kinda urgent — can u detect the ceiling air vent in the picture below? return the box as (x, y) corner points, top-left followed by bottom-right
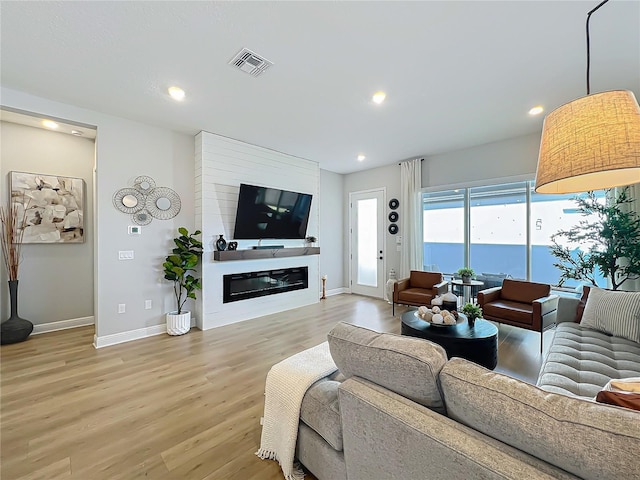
(228, 48), (273, 77)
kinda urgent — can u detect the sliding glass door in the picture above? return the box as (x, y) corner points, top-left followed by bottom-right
(422, 180), (605, 289)
(469, 182), (527, 280)
(422, 189), (464, 277)
(530, 188), (606, 287)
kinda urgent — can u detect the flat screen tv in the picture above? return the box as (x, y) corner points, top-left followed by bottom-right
(233, 183), (312, 239)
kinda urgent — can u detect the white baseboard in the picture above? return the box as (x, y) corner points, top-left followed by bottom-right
(93, 316), (199, 349)
(94, 324), (166, 349)
(32, 316), (94, 335)
(320, 287), (349, 298)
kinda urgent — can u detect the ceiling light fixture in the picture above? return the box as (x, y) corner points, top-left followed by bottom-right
(357, 154), (366, 161)
(168, 86), (186, 101)
(528, 106), (544, 116)
(535, 0), (640, 194)
(42, 120), (58, 129)
(372, 91), (386, 104)
(71, 130), (83, 136)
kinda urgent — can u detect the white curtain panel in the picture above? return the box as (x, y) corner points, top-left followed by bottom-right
(400, 159), (423, 278)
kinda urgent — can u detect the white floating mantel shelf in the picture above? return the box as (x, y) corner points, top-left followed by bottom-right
(213, 247), (320, 262)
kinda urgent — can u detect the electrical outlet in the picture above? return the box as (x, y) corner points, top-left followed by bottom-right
(118, 304), (126, 314)
(145, 300), (152, 310)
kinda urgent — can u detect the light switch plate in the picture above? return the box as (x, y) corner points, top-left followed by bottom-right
(118, 250), (134, 260)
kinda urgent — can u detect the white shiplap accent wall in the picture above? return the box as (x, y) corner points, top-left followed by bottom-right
(195, 132), (320, 330)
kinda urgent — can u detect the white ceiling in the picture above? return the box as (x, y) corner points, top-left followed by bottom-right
(1, 1), (639, 174)
(0, 109), (97, 139)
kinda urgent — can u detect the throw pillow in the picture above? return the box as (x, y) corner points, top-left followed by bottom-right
(595, 391), (640, 412)
(581, 287), (640, 343)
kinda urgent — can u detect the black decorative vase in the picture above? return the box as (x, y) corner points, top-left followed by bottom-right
(1, 280), (34, 345)
(468, 316), (476, 328)
(215, 234), (227, 251)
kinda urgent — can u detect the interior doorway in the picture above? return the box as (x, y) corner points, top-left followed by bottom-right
(349, 188), (385, 298)
(0, 108), (96, 336)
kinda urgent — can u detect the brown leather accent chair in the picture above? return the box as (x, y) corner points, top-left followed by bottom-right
(393, 271), (449, 315)
(477, 279), (559, 353)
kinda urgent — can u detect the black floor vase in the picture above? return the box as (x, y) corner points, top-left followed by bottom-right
(1, 280), (34, 345)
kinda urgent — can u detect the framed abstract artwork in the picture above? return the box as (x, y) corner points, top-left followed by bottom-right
(9, 171), (85, 243)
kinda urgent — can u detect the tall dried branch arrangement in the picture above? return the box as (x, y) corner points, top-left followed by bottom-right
(0, 203), (26, 281)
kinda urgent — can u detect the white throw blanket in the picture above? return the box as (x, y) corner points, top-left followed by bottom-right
(256, 342), (338, 480)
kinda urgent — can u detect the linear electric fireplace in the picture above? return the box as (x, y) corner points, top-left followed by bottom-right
(223, 267), (309, 303)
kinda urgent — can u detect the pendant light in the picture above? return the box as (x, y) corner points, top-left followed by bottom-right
(534, 0), (640, 194)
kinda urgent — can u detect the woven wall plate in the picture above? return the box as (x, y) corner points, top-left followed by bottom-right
(132, 210), (152, 225)
(133, 175), (156, 194)
(113, 188), (146, 214)
(145, 187), (181, 220)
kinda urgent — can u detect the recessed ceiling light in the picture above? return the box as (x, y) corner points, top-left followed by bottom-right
(372, 91), (386, 104)
(42, 120), (59, 129)
(357, 154), (366, 161)
(71, 130), (83, 136)
(528, 105), (544, 115)
(168, 86), (186, 101)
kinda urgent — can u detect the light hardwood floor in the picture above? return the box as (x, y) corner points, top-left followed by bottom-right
(1, 294), (554, 480)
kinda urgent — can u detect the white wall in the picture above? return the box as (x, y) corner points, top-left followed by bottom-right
(195, 132), (320, 329)
(342, 133), (542, 286)
(0, 121), (95, 326)
(1, 87), (195, 346)
(423, 132), (541, 188)
(319, 169), (344, 293)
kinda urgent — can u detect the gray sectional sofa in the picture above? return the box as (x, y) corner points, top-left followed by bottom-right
(295, 297), (640, 480)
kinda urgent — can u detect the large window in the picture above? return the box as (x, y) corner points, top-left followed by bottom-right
(470, 182), (527, 280)
(423, 190), (464, 276)
(422, 181), (605, 288)
(530, 187), (605, 287)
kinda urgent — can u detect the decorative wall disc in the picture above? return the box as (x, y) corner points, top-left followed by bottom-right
(132, 210), (152, 225)
(113, 188), (146, 214)
(388, 211), (399, 222)
(388, 223), (398, 234)
(145, 187), (181, 220)
(389, 198), (399, 210)
(133, 175), (156, 194)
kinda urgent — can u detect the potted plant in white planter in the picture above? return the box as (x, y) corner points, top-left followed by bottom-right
(163, 227), (203, 335)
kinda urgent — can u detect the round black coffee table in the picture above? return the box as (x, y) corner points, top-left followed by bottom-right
(401, 310), (498, 369)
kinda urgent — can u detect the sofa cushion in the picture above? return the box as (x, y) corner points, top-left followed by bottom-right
(482, 299), (533, 324)
(581, 287), (640, 343)
(409, 271), (441, 289)
(537, 322), (640, 398)
(397, 288), (434, 305)
(440, 358), (640, 480)
(300, 379), (343, 451)
(500, 279), (550, 304)
(327, 322), (447, 413)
